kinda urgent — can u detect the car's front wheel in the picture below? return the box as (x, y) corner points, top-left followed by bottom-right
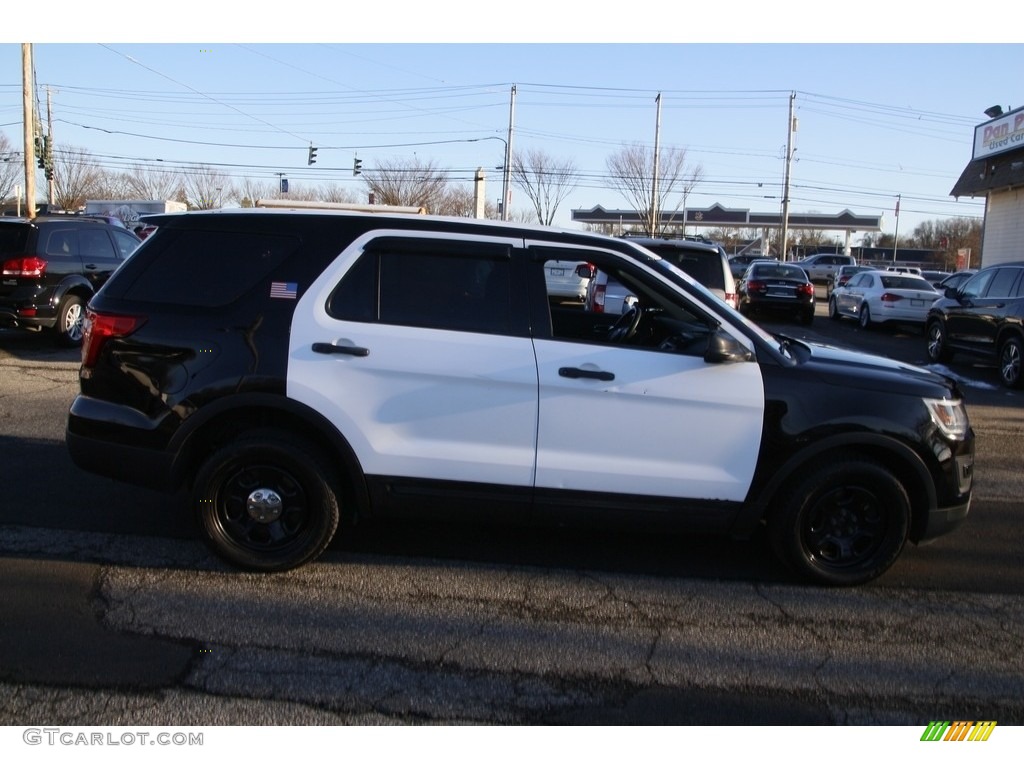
(194, 430), (341, 571)
(769, 456), (910, 586)
(926, 318), (953, 363)
(998, 335), (1024, 388)
(828, 296), (840, 321)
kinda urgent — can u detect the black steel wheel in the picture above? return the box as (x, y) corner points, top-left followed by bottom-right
(769, 456), (910, 586)
(194, 431), (340, 571)
(998, 335), (1023, 388)
(926, 318), (953, 363)
(55, 294), (85, 347)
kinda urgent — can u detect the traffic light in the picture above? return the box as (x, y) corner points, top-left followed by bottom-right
(307, 146), (317, 166)
(353, 157), (362, 176)
(37, 135), (46, 169)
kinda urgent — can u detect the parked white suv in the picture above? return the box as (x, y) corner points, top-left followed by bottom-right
(586, 237), (738, 313)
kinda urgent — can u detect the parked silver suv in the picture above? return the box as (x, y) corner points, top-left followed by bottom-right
(794, 253), (857, 284)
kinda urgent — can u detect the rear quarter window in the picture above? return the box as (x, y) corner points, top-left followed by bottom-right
(105, 228), (301, 307)
(0, 225), (31, 254)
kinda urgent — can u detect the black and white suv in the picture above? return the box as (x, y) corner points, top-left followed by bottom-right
(0, 216), (141, 345)
(66, 210), (975, 585)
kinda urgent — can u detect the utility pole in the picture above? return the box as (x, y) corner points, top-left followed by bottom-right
(501, 85), (516, 221)
(779, 91), (796, 261)
(893, 195), (901, 264)
(22, 43), (37, 218)
(650, 93), (662, 237)
(46, 87), (55, 206)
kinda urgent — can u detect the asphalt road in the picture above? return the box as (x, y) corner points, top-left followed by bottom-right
(1, 303), (1022, 727)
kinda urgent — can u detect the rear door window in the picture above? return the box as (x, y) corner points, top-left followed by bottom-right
(329, 239), (514, 336)
(985, 267), (1021, 298)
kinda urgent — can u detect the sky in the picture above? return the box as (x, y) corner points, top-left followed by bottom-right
(2, 4), (1021, 243)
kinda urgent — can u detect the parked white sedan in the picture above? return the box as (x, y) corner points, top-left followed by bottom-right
(828, 269), (942, 329)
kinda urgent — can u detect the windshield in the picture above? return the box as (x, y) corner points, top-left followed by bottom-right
(646, 255), (792, 357)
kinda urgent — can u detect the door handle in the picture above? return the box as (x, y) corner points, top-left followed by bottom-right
(559, 366), (614, 381)
(312, 342), (369, 357)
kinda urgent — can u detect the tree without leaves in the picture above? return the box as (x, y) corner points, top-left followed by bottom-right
(51, 145), (104, 211)
(510, 148), (580, 226)
(606, 142), (704, 236)
(0, 133), (24, 203)
(362, 157), (449, 213)
(181, 165), (232, 210)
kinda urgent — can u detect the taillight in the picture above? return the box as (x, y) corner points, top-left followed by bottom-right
(2, 256), (47, 278)
(797, 283), (815, 297)
(879, 293), (902, 303)
(724, 292), (738, 308)
(592, 283), (606, 313)
(81, 309), (145, 369)
(746, 280), (766, 293)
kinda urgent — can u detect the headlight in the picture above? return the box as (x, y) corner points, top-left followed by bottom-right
(924, 398), (970, 441)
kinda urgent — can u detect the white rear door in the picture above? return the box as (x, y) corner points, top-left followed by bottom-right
(287, 231), (539, 487)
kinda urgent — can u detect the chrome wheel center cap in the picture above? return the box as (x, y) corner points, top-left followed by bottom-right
(246, 488), (283, 523)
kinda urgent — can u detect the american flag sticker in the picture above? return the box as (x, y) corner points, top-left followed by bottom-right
(270, 281), (298, 300)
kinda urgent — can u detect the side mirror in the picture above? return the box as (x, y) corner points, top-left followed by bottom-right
(575, 264), (595, 279)
(704, 328), (754, 364)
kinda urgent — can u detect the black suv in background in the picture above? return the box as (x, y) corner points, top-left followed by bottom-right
(0, 216), (141, 345)
(67, 210), (974, 585)
(926, 261), (1024, 388)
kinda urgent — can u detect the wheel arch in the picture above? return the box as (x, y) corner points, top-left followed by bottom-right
(739, 433), (938, 543)
(168, 392), (371, 525)
(50, 275), (95, 307)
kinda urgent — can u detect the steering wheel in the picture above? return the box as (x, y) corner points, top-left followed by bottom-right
(607, 305), (643, 343)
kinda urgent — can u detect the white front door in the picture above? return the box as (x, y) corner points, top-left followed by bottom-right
(532, 339), (764, 501)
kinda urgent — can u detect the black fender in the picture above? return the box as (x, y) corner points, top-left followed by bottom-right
(166, 391), (371, 524)
(732, 432), (939, 541)
(50, 274), (95, 308)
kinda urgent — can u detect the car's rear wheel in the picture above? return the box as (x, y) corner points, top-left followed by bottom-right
(998, 335), (1023, 388)
(926, 318), (953, 363)
(194, 430), (340, 571)
(769, 456), (910, 586)
(800, 309), (814, 326)
(54, 294), (85, 347)
(858, 304), (872, 330)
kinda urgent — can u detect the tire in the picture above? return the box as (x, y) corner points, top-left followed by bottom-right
(858, 303), (872, 330)
(828, 296), (840, 321)
(54, 294), (85, 347)
(926, 318), (953, 363)
(768, 456), (910, 586)
(799, 309), (814, 326)
(998, 335), (1024, 388)
(194, 430), (341, 572)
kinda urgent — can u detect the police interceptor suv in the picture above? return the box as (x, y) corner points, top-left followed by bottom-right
(66, 210), (975, 586)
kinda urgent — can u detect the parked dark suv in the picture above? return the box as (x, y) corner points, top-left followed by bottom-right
(67, 210), (974, 585)
(0, 216), (141, 345)
(926, 261), (1024, 388)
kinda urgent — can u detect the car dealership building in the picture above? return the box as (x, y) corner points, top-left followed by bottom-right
(950, 105), (1024, 268)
